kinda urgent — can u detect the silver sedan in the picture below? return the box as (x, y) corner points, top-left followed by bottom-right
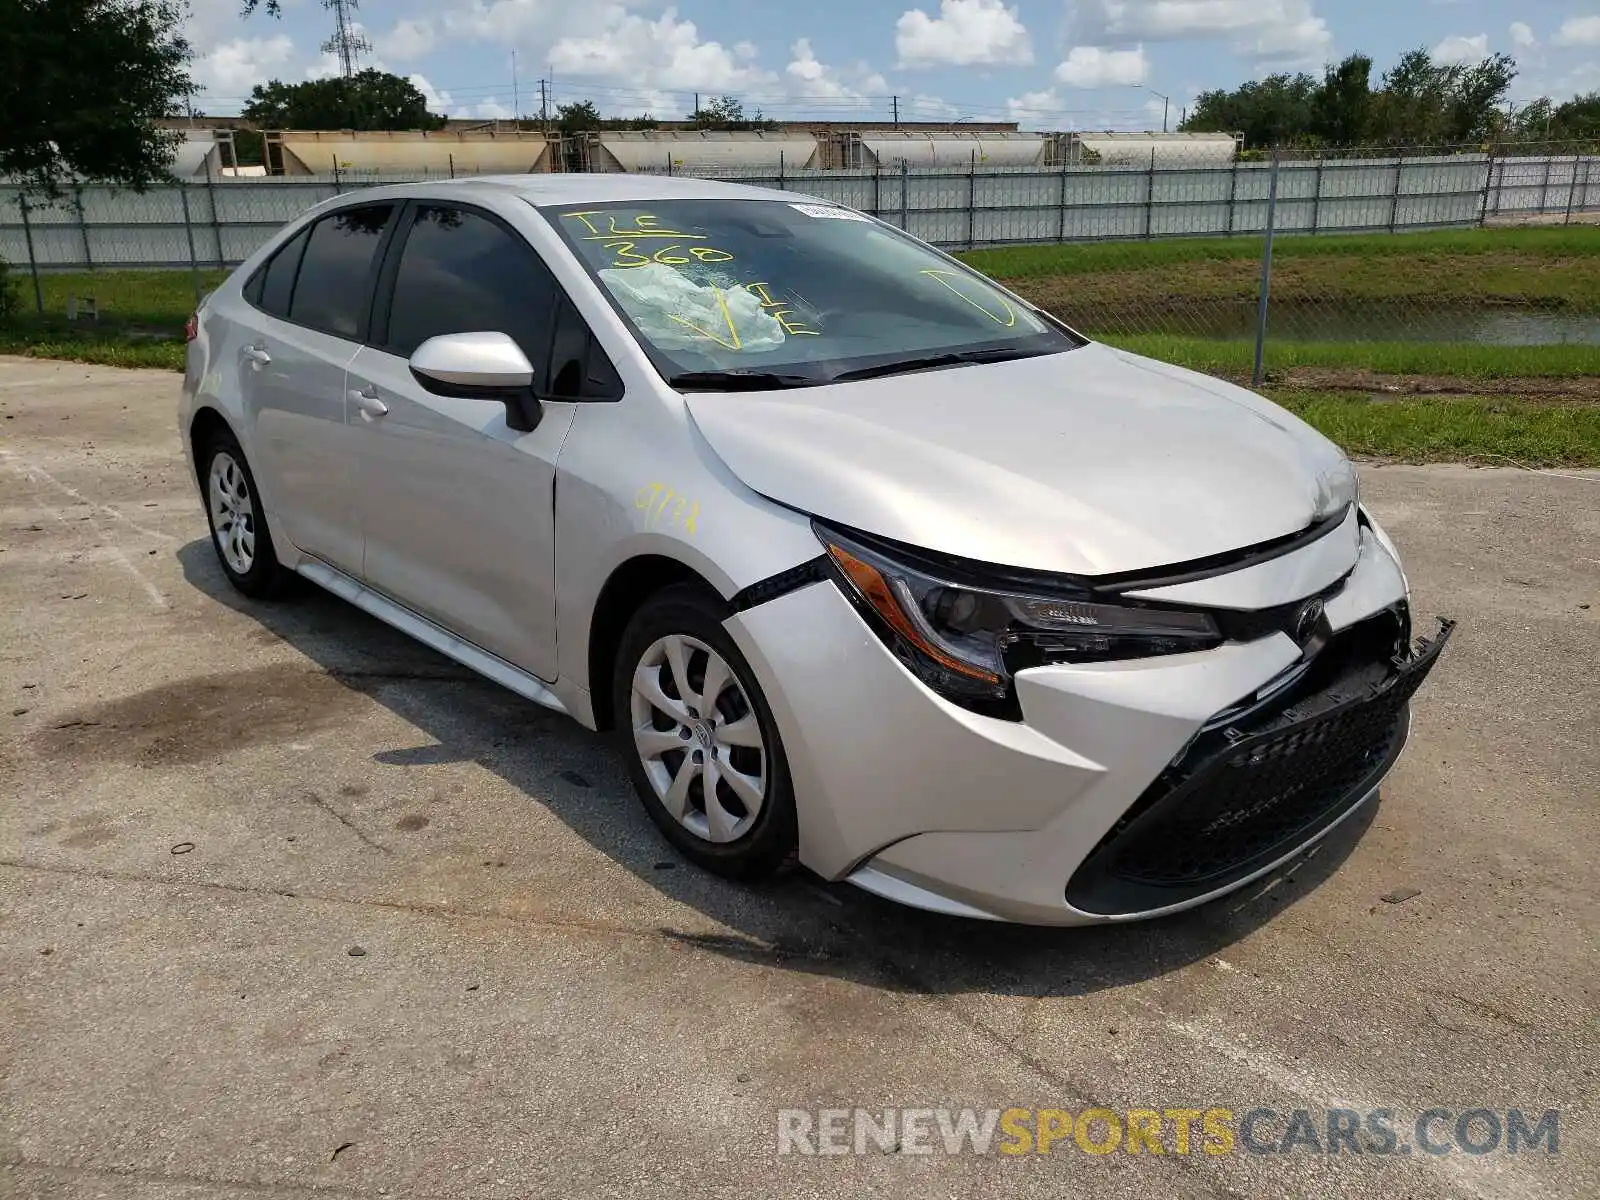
(180, 175), (1450, 924)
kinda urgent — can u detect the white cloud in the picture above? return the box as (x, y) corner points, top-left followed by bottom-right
(1509, 22), (1536, 50)
(1054, 45), (1147, 87)
(786, 38), (890, 104)
(1432, 33), (1488, 65)
(1075, 0), (1331, 65)
(192, 36), (296, 99)
(1007, 87), (1061, 128)
(895, 0), (1033, 68)
(1553, 16), (1600, 47)
(379, 18), (437, 62)
(549, 7), (774, 90)
(408, 73), (454, 112)
(907, 93), (960, 118)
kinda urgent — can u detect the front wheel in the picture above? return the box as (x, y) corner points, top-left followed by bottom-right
(613, 585), (798, 879)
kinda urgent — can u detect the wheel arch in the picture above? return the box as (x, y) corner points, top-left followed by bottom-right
(586, 554), (727, 731)
(188, 406), (237, 485)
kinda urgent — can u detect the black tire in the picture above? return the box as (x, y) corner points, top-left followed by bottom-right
(198, 428), (292, 599)
(613, 584), (798, 880)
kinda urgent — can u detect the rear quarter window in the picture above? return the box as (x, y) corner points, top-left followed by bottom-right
(286, 204), (395, 339)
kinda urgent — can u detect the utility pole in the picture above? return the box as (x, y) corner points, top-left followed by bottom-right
(512, 50), (519, 121)
(892, 94), (899, 128)
(1140, 84), (1171, 133)
(320, 0), (371, 79)
(539, 78), (549, 133)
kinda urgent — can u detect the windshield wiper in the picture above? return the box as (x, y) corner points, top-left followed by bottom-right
(828, 346), (1044, 383)
(666, 370), (822, 392)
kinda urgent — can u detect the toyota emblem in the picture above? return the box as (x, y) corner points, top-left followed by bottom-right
(1293, 597), (1326, 644)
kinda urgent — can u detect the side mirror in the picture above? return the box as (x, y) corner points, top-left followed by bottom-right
(409, 331), (542, 432)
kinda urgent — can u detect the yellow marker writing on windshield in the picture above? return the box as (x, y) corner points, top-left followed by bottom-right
(920, 269), (1017, 327)
(745, 281), (820, 337)
(667, 287), (743, 351)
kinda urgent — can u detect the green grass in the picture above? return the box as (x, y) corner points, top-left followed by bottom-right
(0, 324), (185, 370)
(1268, 390), (1600, 467)
(1104, 334), (1600, 379)
(966, 225), (1600, 316)
(7, 268), (226, 330)
(959, 226), (1600, 280)
(0, 268), (212, 371)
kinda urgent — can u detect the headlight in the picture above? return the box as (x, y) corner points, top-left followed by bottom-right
(814, 523), (1222, 715)
(1313, 458), (1359, 523)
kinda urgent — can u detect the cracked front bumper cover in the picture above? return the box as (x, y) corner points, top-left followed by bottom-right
(1064, 617), (1455, 915)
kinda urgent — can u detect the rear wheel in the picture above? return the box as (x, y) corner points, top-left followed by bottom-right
(613, 585), (797, 879)
(199, 431), (290, 598)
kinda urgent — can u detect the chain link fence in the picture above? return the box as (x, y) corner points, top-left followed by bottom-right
(2, 142), (1595, 382)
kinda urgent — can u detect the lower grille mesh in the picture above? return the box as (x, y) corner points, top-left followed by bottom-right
(1066, 618), (1452, 915)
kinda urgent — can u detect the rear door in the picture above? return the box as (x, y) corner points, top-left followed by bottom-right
(237, 203), (396, 574)
(345, 200), (578, 682)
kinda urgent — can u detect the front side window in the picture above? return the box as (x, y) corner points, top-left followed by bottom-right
(289, 204), (394, 339)
(540, 199), (1081, 387)
(384, 205), (559, 371)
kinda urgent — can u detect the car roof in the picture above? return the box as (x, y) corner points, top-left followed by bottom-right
(337, 173), (823, 209)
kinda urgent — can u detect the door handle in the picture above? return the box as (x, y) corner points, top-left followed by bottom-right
(243, 345), (271, 367)
(350, 387), (388, 419)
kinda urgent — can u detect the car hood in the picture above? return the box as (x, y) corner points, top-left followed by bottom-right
(683, 342), (1357, 576)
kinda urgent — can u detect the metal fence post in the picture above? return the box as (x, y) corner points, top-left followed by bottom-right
(1478, 145), (1496, 226)
(179, 185), (203, 308)
(17, 194), (44, 314)
(1225, 158), (1239, 235)
(1390, 158), (1405, 232)
(1251, 150), (1282, 389)
(871, 160), (881, 217)
(968, 150), (977, 248)
(777, 151), (785, 191)
(666, 151), (673, 177)
(1539, 157), (1553, 213)
(332, 155), (343, 194)
(203, 156), (221, 270)
(1311, 153), (1324, 233)
(1144, 148), (1156, 239)
(1565, 157), (1581, 224)
(73, 186), (92, 269)
(899, 160), (909, 231)
(449, 153), (456, 179)
(1057, 157), (1068, 242)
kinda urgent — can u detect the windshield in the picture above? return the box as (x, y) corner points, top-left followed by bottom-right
(538, 198), (1082, 388)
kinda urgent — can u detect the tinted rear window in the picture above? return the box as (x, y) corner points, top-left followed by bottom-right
(288, 205), (393, 339)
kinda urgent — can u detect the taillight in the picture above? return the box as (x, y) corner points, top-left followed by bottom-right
(184, 313), (199, 342)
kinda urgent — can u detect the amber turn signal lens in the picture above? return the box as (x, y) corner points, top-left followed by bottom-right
(826, 543), (1002, 685)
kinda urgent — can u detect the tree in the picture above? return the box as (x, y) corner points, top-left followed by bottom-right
(0, 0), (192, 192)
(687, 95), (776, 131)
(1550, 92), (1600, 140)
(554, 100), (660, 135)
(1182, 74), (1318, 149)
(1310, 54), (1373, 146)
(242, 70), (446, 131)
(1186, 47), (1520, 149)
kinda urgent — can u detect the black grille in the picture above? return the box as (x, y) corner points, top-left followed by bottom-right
(1066, 617), (1453, 915)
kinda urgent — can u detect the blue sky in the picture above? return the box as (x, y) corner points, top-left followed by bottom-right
(184, 1), (1600, 128)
